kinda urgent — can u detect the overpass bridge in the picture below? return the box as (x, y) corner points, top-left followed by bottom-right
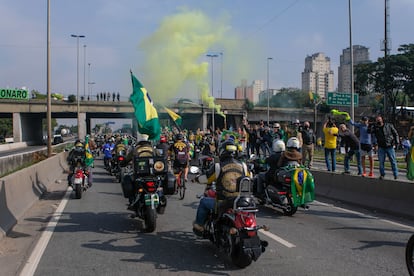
(0, 98), (326, 144)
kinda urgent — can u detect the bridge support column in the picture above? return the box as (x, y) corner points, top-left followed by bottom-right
(78, 112), (86, 140)
(12, 113), (22, 143)
(202, 110), (207, 132)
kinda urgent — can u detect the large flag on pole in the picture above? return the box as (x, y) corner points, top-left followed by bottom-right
(129, 71), (161, 140)
(84, 135), (94, 167)
(164, 107), (182, 126)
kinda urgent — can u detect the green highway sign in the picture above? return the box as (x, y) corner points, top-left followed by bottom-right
(327, 92), (358, 106)
(0, 88), (29, 100)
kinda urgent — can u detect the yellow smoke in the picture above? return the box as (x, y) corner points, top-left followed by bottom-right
(137, 8), (262, 116)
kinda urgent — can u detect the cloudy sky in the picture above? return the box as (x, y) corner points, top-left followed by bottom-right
(1, 0), (413, 104)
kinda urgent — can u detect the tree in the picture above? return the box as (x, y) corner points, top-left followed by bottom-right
(0, 118), (12, 138)
(355, 43), (414, 124)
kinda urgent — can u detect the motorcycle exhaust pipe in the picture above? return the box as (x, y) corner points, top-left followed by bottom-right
(301, 204), (310, 210)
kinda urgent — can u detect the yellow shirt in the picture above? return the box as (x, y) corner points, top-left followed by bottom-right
(323, 126), (338, 149)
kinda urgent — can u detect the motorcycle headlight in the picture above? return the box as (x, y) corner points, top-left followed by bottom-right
(154, 160), (165, 172)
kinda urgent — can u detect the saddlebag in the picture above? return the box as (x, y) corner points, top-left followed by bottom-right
(121, 175), (135, 198)
(162, 172), (176, 195)
(265, 185), (281, 203)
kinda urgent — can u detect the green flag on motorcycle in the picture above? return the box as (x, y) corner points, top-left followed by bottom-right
(290, 167), (315, 207)
(84, 135), (94, 167)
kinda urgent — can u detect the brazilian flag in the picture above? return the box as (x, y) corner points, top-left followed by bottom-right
(164, 106), (182, 131)
(84, 135), (94, 167)
(130, 71), (161, 140)
(407, 145), (414, 180)
(290, 166), (315, 207)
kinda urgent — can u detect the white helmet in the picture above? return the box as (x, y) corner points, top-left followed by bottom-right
(272, 139), (285, 153)
(287, 137), (300, 149)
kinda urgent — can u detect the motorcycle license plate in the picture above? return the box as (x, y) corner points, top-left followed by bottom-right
(74, 178), (82, 184)
(144, 194), (159, 206)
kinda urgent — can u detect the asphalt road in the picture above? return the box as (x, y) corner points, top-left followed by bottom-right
(1, 156), (413, 276)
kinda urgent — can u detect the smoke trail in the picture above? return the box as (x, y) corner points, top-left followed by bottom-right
(138, 8), (262, 116)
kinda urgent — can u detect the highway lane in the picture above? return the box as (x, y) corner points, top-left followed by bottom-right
(2, 156), (413, 275)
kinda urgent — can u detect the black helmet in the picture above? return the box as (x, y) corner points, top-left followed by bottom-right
(236, 196), (256, 208)
(219, 139), (237, 159)
(175, 133), (184, 140)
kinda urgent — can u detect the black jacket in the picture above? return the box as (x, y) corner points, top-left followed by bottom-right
(371, 123), (399, 148)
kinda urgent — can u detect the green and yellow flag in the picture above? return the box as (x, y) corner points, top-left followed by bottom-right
(130, 71), (161, 140)
(290, 166), (315, 207)
(84, 135), (94, 167)
(164, 107), (182, 126)
(407, 145), (414, 180)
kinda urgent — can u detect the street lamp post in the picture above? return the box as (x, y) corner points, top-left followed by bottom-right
(71, 34), (85, 136)
(46, 0), (52, 157)
(83, 44), (87, 98)
(206, 53), (218, 133)
(220, 52), (223, 98)
(267, 57), (273, 126)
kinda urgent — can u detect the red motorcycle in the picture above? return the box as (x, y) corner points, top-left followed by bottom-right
(71, 164), (90, 199)
(198, 177), (268, 268)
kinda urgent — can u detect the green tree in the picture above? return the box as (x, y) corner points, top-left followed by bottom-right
(355, 43), (414, 123)
(0, 118), (12, 138)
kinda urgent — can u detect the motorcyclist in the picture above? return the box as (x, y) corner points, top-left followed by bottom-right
(102, 137), (115, 170)
(254, 139), (286, 198)
(193, 139), (248, 235)
(277, 137), (302, 168)
(156, 135), (170, 160)
(66, 140), (86, 186)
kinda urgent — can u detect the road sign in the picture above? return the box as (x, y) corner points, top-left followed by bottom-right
(327, 92), (358, 106)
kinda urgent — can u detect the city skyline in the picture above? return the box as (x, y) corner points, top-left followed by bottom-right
(1, 0), (413, 104)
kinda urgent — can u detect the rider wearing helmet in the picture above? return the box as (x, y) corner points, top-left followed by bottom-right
(277, 137), (302, 167)
(193, 139), (248, 235)
(254, 139), (286, 198)
(66, 140), (86, 186)
(156, 135), (170, 160)
(170, 133), (190, 181)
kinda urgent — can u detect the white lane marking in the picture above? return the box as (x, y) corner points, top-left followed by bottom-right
(19, 188), (72, 276)
(259, 229), (296, 248)
(313, 200), (414, 231)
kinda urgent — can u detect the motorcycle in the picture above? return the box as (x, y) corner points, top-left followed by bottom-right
(112, 149), (127, 182)
(196, 177), (268, 268)
(406, 234), (414, 276)
(254, 163), (315, 216)
(70, 159), (90, 199)
(122, 156), (173, 233)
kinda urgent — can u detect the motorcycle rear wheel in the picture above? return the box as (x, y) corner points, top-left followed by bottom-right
(231, 243), (252, 268)
(75, 183), (82, 199)
(406, 234), (414, 276)
(283, 196), (297, 216)
(144, 208), (157, 233)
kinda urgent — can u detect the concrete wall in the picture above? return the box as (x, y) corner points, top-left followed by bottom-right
(312, 170), (414, 219)
(0, 152), (68, 240)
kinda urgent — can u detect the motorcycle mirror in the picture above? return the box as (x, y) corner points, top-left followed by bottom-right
(190, 166), (200, 174)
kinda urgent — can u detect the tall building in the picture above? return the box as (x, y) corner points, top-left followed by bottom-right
(301, 52), (334, 99)
(234, 79), (263, 103)
(338, 45), (371, 93)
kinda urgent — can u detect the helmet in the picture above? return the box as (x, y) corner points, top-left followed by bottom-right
(160, 136), (167, 143)
(219, 139), (237, 159)
(175, 133), (183, 140)
(236, 196), (256, 208)
(286, 137), (300, 150)
(292, 119), (300, 125)
(272, 139), (286, 153)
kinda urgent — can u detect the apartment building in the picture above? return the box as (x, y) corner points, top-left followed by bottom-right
(301, 52), (334, 99)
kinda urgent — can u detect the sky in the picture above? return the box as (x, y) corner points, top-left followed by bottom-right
(1, 0), (413, 107)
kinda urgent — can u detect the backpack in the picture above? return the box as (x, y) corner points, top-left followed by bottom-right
(216, 160), (245, 199)
(174, 141), (189, 165)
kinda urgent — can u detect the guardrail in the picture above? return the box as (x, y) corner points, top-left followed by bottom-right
(0, 152), (68, 240)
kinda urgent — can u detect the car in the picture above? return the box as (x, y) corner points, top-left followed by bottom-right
(53, 135), (64, 145)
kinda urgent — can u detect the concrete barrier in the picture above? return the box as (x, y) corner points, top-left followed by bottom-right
(0, 142), (28, 152)
(0, 152), (68, 240)
(312, 170), (414, 219)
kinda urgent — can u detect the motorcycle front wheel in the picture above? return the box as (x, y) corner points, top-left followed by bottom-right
(406, 234), (414, 276)
(144, 207), (157, 233)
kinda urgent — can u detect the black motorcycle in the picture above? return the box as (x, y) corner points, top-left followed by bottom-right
(406, 234), (414, 276)
(121, 155), (175, 232)
(112, 149), (127, 182)
(254, 164), (315, 216)
(196, 177), (268, 268)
